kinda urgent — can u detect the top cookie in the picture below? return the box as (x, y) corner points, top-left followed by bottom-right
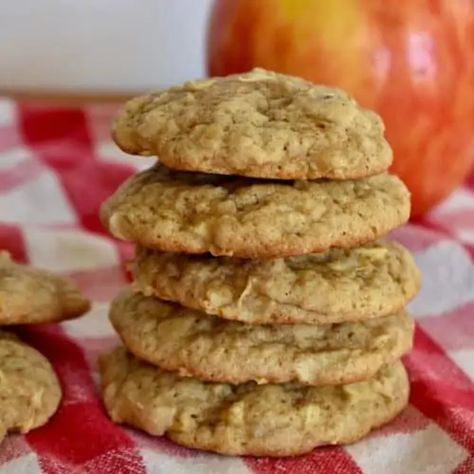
(0, 252), (90, 325)
(112, 68), (392, 180)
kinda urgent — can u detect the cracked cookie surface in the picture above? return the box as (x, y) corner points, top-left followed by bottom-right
(100, 348), (409, 457)
(112, 68), (392, 180)
(101, 165), (410, 258)
(132, 241), (420, 324)
(0, 331), (61, 443)
(110, 290), (414, 386)
(0, 252), (90, 325)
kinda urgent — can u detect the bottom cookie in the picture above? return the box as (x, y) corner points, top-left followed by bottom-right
(100, 347), (409, 457)
(0, 331), (61, 443)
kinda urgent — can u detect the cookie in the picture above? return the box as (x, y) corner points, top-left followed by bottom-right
(100, 348), (409, 457)
(0, 252), (90, 325)
(112, 68), (392, 180)
(101, 165), (410, 258)
(0, 331), (61, 443)
(110, 290), (414, 386)
(133, 241), (420, 324)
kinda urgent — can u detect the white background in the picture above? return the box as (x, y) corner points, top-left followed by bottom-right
(0, 0), (213, 93)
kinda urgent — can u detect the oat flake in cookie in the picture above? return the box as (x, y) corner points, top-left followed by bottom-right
(112, 68), (392, 180)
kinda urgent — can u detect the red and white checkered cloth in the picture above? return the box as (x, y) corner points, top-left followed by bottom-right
(0, 97), (472, 473)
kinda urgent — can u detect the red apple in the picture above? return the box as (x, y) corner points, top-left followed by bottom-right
(207, 0), (474, 216)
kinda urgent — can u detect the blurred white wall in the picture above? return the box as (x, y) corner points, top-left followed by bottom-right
(0, 0), (213, 93)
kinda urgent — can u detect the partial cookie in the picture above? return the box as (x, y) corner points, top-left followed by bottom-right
(100, 348), (409, 457)
(112, 68), (392, 180)
(0, 331), (61, 443)
(111, 290), (414, 386)
(0, 252), (90, 325)
(133, 241), (420, 324)
(101, 165), (410, 258)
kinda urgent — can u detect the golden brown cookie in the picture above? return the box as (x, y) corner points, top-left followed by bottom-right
(112, 68), (392, 180)
(100, 348), (409, 457)
(132, 241), (420, 324)
(101, 165), (410, 258)
(0, 331), (61, 443)
(110, 290), (414, 386)
(0, 252), (90, 325)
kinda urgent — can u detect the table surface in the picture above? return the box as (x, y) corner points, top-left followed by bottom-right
(0, 97), (472, 473)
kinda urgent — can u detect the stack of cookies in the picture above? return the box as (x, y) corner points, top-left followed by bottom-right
(99, 69), (421, 457)
(0, 252), (90, 444)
